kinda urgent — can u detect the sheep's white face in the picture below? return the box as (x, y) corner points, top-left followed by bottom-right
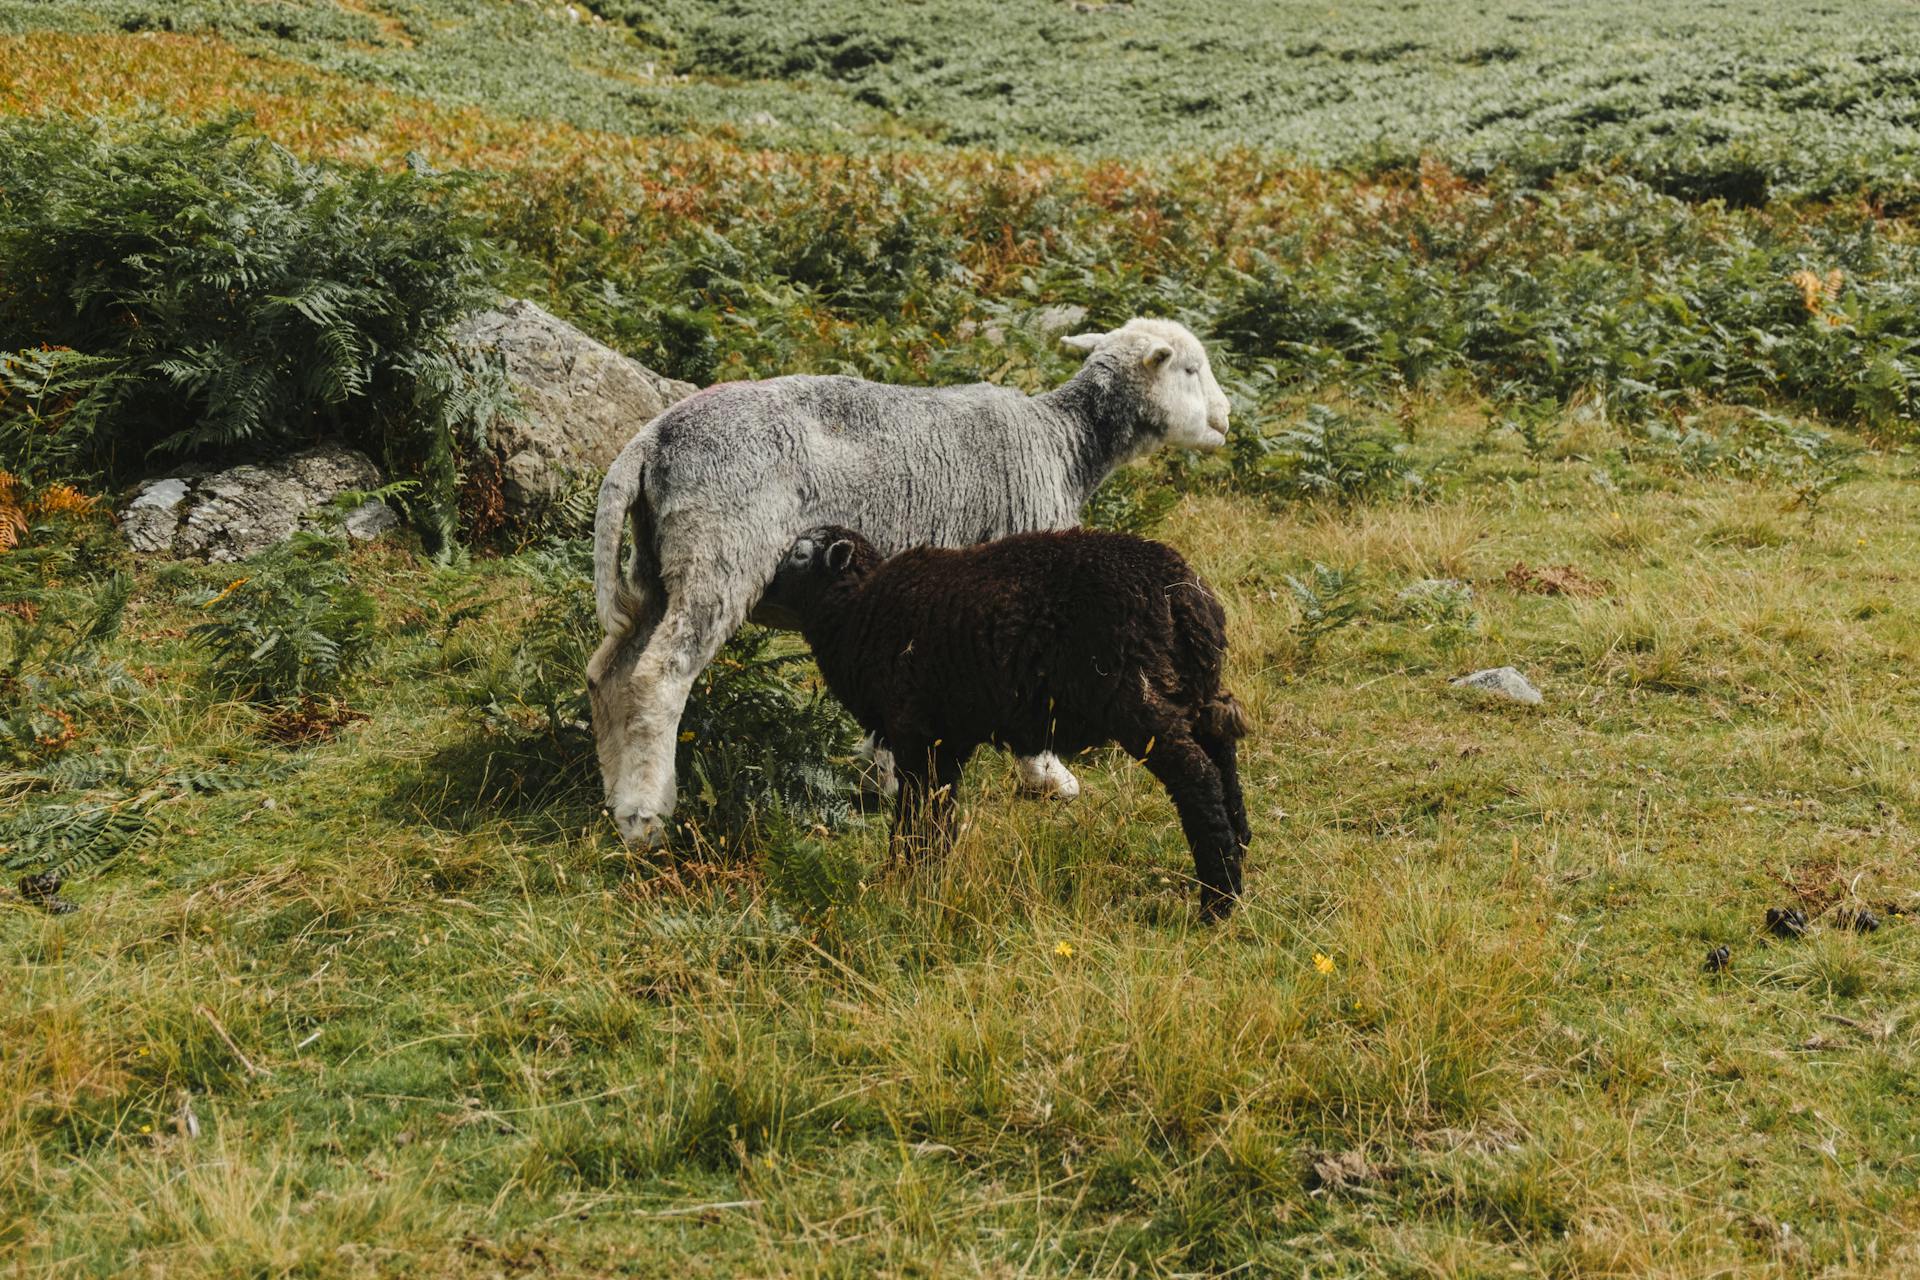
(1063, 318), (1231, 451)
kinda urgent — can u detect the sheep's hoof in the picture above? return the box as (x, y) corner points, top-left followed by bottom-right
(1198, 888), (1238, 923)
(611, 808), (669, 849)
(1016, 754), (1081, 801)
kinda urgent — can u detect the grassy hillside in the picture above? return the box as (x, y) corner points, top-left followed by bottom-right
(5, 2), (1920, 1276)
(5, 0), (1920, 201)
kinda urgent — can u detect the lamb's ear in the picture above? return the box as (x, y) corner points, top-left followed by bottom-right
(1060, 331), (1106, 356)
(1141, 341), (1175, 370)
(825, 540), (856, 573)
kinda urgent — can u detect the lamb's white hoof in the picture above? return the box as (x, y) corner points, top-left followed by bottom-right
(1016, 753), (1080, 801)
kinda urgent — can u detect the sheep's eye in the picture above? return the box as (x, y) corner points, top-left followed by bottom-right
(1186, 366), (1199, 376)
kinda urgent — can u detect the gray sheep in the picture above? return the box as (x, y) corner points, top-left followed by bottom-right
(588, 319), (1231, 846)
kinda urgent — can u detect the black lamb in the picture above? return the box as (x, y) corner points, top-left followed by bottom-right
(762, 525), (1252, 920)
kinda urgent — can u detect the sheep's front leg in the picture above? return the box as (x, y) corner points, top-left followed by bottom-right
(600, 591), (746, 847)
(1142, 735), (1242, 921)
(888, 741), (968, 865)
(1196, 731), (1251, 897)
(1015, 751), (1080, 801)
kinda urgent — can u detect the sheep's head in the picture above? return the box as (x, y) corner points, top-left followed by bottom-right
(763, 525), (880, 624)
(1061, 318), (1231, 451)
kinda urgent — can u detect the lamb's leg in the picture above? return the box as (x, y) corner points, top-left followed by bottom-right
(1015, 751), (1080, 800)
(1196, 732), (1251, 895)
(887, 744), (930, 867)
(1142, 735), (1242, 921)
(888, 740), (968, 864)
(602, 590), (744, 847)
(926, 743), (968, 853)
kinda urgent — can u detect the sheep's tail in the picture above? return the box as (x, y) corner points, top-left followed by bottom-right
(593, 436), (655, 639)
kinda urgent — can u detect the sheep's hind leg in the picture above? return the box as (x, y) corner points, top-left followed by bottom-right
(1142, 735), (1242, 921)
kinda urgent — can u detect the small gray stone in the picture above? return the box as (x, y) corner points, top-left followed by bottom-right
(1451, 666), (1542, 705)
(342, 499), (399, 541)
(954, 318), (1007, 346)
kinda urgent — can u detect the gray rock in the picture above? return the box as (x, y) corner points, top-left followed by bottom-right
(342, 498), (400, 541)
(1032, 303), (1090, 336)
(121, 478), (192, 553)
(954, 304), (1091, 350)
(455, 298), (695, 516)
(1451, 666), (1543, 706)
(120, 445), (390, 562)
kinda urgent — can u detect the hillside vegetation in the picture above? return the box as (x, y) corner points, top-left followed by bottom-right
(6, 0), (1920, 203)
(4, 2), (1920, 1276)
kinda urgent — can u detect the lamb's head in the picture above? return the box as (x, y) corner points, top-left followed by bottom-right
(762, 525), (881, 626)
(1061, 318), (1231, 451)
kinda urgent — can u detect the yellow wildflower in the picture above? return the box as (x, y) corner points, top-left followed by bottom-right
(1053, 940), (1074, 959)
(1313, 952), (1336, 975)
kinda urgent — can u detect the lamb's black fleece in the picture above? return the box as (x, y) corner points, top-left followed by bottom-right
(766, 526), (1252, 919)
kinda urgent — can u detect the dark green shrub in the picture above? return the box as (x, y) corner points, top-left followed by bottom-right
(184, 533), (377, 703)
(1083, 467), (1179, 535)
(455, 537), (860, 853)
(0, 568), (134, 767)
(1217, 177), (1920, 436)
(1236, 405), (1424, 505)
(0, 116), (508, 546)
(675, 626), (862, 853)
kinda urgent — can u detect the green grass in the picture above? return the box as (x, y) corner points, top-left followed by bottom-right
(6, 1), (1920, 1274)
(7, 407), (1920, 1274)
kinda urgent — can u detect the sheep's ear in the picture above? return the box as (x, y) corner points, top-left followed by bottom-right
(825, 540), (856, 573)
(1060, 331), (1106, 356)
(1141, 341), (1175, 370)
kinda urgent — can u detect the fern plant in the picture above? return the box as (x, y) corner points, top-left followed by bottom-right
(1253, 405), (1424, 505)
(184, 533), (376, 703)
(676, 626), (862, 853)
(0, 115), (509, 547)
(1083, 466), (1180, 535)
(0, 569), (135, 766)
(450, 536), (861, 854)
(1286, 563), (1367, 663)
